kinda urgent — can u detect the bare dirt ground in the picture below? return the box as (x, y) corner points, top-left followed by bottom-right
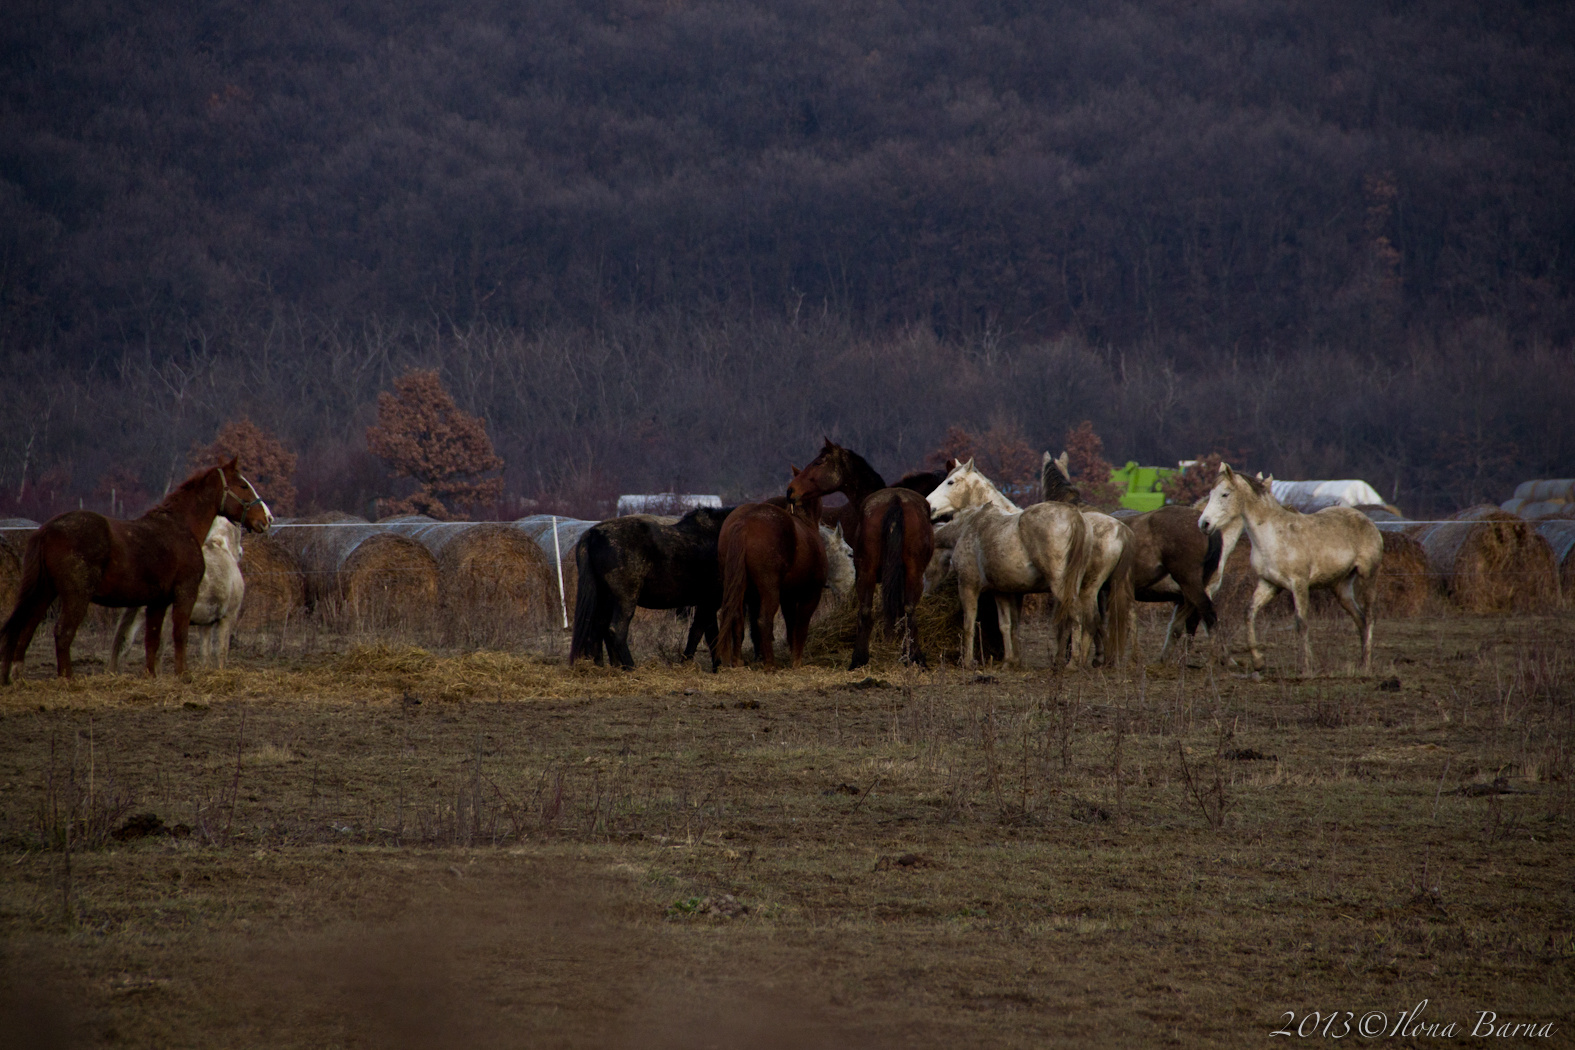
(1, 606), (1571, 1048)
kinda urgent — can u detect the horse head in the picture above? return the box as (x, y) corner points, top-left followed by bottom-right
(786, 445), (845, 511)
(1198, 462), (1251, 534)
(216, 458), (273, 534)
(927, 459), (1016, 520)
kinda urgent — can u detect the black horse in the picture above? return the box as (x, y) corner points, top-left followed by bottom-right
(569, 506), (735, 669)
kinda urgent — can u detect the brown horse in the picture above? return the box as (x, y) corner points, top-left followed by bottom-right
(714, 496), (827, 669)
(1, 459), (272, 682)
(786, 439), (935, 668)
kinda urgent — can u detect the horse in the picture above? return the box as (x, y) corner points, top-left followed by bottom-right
(786, 439), (935, 668)
(1037, 453), (1137, 667)
(1043, 452), (1245, 661)
(569, 505), (736, 670)
(1, 459), (272, 682)
(926, 459), (1091, 669)
(714, 498), (827, 669)
(110, 517), (246, 672)
(1198, 463), (1382, 675)
(820, 523), (856, 603)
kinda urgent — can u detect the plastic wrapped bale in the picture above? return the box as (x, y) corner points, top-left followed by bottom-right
(272, 514), (440, 629)
(1535, 519), (1575, 604)
(381, 516), (557, 643)
(1413, 505), (1559, 613)
(236, 534), (307, 628)
(0, 519), (38, 616)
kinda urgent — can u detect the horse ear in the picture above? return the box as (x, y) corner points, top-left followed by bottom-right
(790, 464), (801, 476)
(945, 458), (958, 472)
(961, 457), (975, 471)
(225, 456), (239, 470)
(822, 435), (835, 449)
(1041, 451), (1052, 466)
(1219, 462), (1234, 479)
(1056, 451), (1070, 475)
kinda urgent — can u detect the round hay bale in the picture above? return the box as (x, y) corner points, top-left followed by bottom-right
(381, 516), (557, 640)
(1374, 529), (1430, 618)
(0, 518), (38, 616)
(515, 515), (598, 626)
(1414, 505), (1558, 613)
(272, 515), (439, 627)
(1534, 519), (1575, 603)
(236, 534), (306, 628)
(1211, 541), (1259, 621)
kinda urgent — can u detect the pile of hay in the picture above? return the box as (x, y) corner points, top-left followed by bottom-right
(1534, 519), (1575, 604)
(272, 514), (440, 628)
(1413, 505), (1559, 613)
(236, 534), (306, 628)
(804, 572), (994, 667)
(382, 516), (558, 640)
(0, 518), (37, 614)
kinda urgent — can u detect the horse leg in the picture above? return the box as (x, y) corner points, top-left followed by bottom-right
(1289, 581), (1313, 676)
(1245, 579), (1281, 674)
(3, 595), (54, 684)
(109, 608), (141, 674)
(169, 602), (194, 678)
(755, 585), (780, 669)
(215, 613), (234, 670)
(994, 594), (1021, 668)
(849, 575), (877, 671)
(957, 579), (982, 669)
(53, 592), (92, 680)
(608, 598), (638, 670)
(1335, 570), (1377, 673)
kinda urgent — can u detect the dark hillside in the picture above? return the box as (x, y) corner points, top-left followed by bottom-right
(1, 0), (1571, 515)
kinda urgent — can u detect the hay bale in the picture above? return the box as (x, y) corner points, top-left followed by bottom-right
(0, 519), (37, 616)
(1535, 519), (1575, 603)
(382, 516), (557, 638)
(1413, 505), (1558, 613)
(237, 534), (306, 628)
(1512, 479), (1575, 503)
(1374, 530), (1430, 618)
(515, 515), (598, 625)
(272, 514), (439, 626)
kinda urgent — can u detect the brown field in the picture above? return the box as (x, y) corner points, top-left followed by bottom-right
(1, 605), (1572, 1049)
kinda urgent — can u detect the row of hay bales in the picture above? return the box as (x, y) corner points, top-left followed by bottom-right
(1501, 478), (1575, 520)
(251, 513), (573, 639)
(1213, 504), (1567, 618)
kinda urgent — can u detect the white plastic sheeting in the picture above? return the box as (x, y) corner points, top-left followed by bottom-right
(1269, 479), (1386, 511)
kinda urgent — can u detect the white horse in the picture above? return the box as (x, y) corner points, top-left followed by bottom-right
(926, 459), (1091, 669)
(1198, 463), (1382, 675)
(110, 517), (246, 672)
(819, 523), (856, 603)
(1038, 452), (1137, 666)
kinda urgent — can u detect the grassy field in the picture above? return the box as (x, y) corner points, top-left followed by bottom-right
(0, 606), (1571, 1048)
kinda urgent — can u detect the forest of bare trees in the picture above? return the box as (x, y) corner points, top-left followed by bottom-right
(2, 0), (1571, 520)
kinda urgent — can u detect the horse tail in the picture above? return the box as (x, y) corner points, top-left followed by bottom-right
(1056, 512), (1092, 640)
(715, 526), (749, 666)
(568, 536), (603, 665)
(880, 498), (908, 633)
(1103, 533), (1137, 667)
(1, 535), (48, 669)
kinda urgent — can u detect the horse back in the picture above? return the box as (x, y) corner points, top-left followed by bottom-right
(31, 511), (204, 607)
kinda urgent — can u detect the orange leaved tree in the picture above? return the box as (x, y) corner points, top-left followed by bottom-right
(1061, 421), (1124, 510)
(365, 369), (504, 520)
(191, 418), (299, 514)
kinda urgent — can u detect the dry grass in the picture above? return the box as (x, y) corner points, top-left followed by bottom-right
(1, 612), (1572, 1048)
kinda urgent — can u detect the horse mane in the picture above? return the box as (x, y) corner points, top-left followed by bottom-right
(816, 441), (886, 493)
(146, 463), (221, 517)
(1040, 455), (1084, 505)
(1241, 472), (1269, 498)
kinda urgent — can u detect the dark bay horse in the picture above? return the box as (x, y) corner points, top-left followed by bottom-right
(787, 439), (934, 668)
(1, 459), (272, 682)
(569, 505), (736, 670)
(1041, 451), (1226, 659)
(714, 497), (827, 669)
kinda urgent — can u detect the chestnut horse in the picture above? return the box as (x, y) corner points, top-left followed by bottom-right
(714, 497), (827, 669)
(1, 459), (272, 682)
(786, 440), (935, 669)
